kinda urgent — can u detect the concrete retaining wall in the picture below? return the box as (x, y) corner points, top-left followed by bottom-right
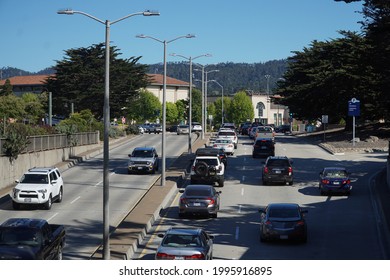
(0, 143), (100, 192)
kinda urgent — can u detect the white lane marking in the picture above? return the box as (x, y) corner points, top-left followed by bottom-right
(238, 204), (242, 213)
(95, 172), (116, 187)
(47, 213), (59, 222)
(70, 196), (81, 204)
(241, 188), (244, 196)
(235, 226), (240, 240)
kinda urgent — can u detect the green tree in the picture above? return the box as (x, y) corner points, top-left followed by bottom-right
(127, 89), (161, 123)
(0, 95), (26, 120)
(0, 79), (13, 96)
(166, 102), (179, 124)
(191, 88), (202, 122)
(228, 91), (254, 125)
(21, 93), (45, 124)
(45, 43), (149, 120)
(175, 99), (188, 123)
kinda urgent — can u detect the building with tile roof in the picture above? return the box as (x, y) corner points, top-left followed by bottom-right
(0, 73), (190, 104)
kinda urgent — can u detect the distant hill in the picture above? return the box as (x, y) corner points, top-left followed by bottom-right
(1, 59), (287, 95)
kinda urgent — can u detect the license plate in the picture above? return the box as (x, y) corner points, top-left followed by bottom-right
(333, 181), (340, 185)
(280, 235), (288, 240)
(274, 170), (281, 174)
(261, 146), (267, 149)
(174, 256), (184, 260)
(138, 167), (143, 170)
(193, 202), (201, 206)
(24, 198), (32, 203)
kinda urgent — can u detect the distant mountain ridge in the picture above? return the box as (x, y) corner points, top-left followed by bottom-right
(1, 59), (287, 95)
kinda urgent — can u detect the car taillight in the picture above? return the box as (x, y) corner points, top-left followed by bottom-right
(228, 144), (233, 148)
(191, 166), (195, 171)
(213, 144), (218, 148)
(342, 179), (351, 185)
(264, 167), (269, 174)
(265, 221), (272, 225)
(207, 198), (215, 205)
(185, 253), (205, 260)
(288, 167), (293, 173)
(296, 221), (305, 226)
(180, 198), (187, 204)
(322, 179), (330, 184)
(156, 252), (175, 259)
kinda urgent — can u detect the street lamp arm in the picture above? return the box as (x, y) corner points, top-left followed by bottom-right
(111, 10), (159, 25)
(167, 34), (195, 44)
(57, 9), (105, 24)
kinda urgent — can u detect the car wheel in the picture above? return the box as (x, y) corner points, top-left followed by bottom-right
(288, 181), (294, 186)
(57, 187), (63, 203)
(211, 212), (218, 218)
(218, 179), (224, 187)
(44, 194), (53, 210)
(12, 201), (20, 210)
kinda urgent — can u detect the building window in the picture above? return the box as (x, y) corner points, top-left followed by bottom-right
(256, 102), (265, 117)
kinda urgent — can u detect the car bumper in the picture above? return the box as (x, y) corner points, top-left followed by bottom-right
(128, 165), (154, 173)
(179, 205), (218, 215)
(320, 184), (352, 194)
(263, 174), (293, 183)
(261, 227), (306, 241)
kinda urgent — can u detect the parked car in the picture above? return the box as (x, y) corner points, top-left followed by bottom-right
(259, 203), (308, 243)
(0, 218), (66, 259)
(178, 184), (221, 218)
(128, 147), (159, 174)
(191, 122), (202, 132)
(166, 125), (178, 133)
(148, 123), (162, 134)
(262, 156), (293, 185)
(275, 124), (291, 133)
(212, 138), (235, 155)
(155, 227), (214, 260)
(190, 155), (225, 187)
(11, 167), (64, 210)
(195, 147), (228, 168)
(319, 167), (352, 195)
(217, 129), (238, 149)
(253, 138), (275, 158)
(177, 124), (190, 135)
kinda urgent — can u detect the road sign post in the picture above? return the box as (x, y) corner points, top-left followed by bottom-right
(348, 98), (361, 147)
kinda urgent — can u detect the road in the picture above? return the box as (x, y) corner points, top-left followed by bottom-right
(0, 132), (191, 260)
(133, 133), (389, 260)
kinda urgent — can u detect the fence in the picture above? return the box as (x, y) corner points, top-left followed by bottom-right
(0, 132), (99, 156)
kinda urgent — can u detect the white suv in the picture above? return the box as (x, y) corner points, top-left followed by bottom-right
(217, 129), (238, 149)
(11, 167), (64, 210)
(190, 156), (225, 187)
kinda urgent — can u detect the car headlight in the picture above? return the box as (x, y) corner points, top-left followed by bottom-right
(12, 188), (20, 198)
(38, 189), (47, 199)
(128, 161), (135, 165)
(147, 161), (153, 166)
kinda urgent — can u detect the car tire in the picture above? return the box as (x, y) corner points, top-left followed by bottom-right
(44, 194), (52, 210)
(194, 161), (208, 176)
(211, 212), (218, 218)
(12, 201), (21, 210)
(57, 187), (63, 203)
(288, 181), (294, 186)
(218, 179), (224, 187)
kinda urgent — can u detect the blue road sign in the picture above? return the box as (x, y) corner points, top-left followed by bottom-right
(348, 98), (360, 117)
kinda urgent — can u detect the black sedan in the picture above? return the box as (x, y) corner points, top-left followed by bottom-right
(259, 203), (308, 243)
(178, 184), (221, 218)
(319, 167), (352, 195)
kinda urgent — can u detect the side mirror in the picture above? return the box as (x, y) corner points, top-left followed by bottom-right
(179, 189), (185, 193)
(128, 154), (132, 157)
(155, 154), (159, 157)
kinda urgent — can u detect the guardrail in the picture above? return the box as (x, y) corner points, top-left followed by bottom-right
(0, 132), (99, 156)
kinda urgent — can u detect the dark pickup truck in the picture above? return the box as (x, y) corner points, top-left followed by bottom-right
(0, 218), (66, 260)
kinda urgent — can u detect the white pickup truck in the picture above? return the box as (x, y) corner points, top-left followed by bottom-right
(255, 126), (275, 142)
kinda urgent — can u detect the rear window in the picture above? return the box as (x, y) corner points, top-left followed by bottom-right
(267, 159), (290, 167)
(268, 208), (300, 219)
(218, 131), (235, 136)
(255, 140), (273, 146)
(185, 189), (211, 196)
(196, 159), (218, 166)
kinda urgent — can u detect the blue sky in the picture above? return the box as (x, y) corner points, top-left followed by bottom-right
(0, 0), (364, 73)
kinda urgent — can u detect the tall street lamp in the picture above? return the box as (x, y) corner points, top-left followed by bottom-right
(57, 8), (159, 260)
(170, 53), (211, 153)
(209, 80), (224, 124)
(265, 74), (271, 124)
(204, 69), (219, 132)
(136, 34), (195, 186)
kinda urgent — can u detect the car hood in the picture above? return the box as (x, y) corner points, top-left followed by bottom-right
(0, 245), (38, 260)
(13, 183), (48, 191)
(129, 157), (154, 162)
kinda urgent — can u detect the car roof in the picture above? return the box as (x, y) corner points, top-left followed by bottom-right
(267, 203), (300, 210)
(323, 167), (347, 171)
(26, 167), (57, 174)
(1, 218), (47, 228)
(133, 146), (155, 151)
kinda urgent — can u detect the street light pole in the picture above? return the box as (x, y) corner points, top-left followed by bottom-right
(265, 74), (271, 124)
(57, 8), (159, 260)
(136, 34), (195, 186)
(204, 69), (219, 131)
(209, 80), (224, 124)
(170, 53), (211, 154)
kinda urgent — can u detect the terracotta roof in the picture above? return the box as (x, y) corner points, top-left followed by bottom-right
(147, 74), (189, 87)
(1, 74), (189, 87)
(0, 75), (52, 86)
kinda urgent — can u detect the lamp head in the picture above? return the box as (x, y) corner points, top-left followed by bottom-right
(57, 9), (74, 15)
(143, 10), (160, 16)
(136, 34), (147, 38)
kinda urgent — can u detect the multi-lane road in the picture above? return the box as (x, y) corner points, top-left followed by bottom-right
(0, 133), (190, 260)
(133, 133), (389, 260)
(0, 132), (388, 260)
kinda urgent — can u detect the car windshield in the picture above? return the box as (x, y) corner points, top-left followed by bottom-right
(132, 150), (153, 157)
(185, 189), (211, 196)
(20, 174), (48, 184)
(268, 208), (300, 219)
(324, 170), (347, 177)
(163, 234), (201, 247)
